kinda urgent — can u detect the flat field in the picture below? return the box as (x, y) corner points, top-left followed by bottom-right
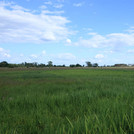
(0, 68), (134, 134)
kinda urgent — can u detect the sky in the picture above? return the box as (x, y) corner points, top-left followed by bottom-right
(0, 0), (134, 66)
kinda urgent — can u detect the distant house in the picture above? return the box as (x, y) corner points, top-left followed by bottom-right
(128, 64), (134, 67)
(114, 64), (127, 67)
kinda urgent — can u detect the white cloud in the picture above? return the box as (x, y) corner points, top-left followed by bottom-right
(10, 51), (75, 64)
(40, 5), (47, 9)
(41, 10), (64, 14)
(126, 27), (134, 33)
(42, 50), (46, 55)
(30, 54), (38, 59)
(73, 34), (106, 48)
(0, 47), (4, 52)
(71, 32), (134, 50)
(53, 4), (63, 8)
(0, 1), (70, 43)
(3, 53), (11, 58)
(88, 32), (97, 36)
(44, 1), (52, 5)
(0, 47), (11, 58)
(57, 53), (76, 60)
(44, 1), (64, 9)
(9, 50), (48, 63)
(106, 33), (134, 46)
(29, 50), (47, 60)
(95, 54), (104, 59)
(73, 3), (84, 7)
(10, 4), (30, 11)
(20, 54), (24, 57)
(66, 39), (71, 44)
(57, 0), (64, 2)
(104, 50), (113, 54)
(127, 49), (134, 53)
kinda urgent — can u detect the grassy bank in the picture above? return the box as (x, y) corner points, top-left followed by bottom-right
(0, 68), (134, 134)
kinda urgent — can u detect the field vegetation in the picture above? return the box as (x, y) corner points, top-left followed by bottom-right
(0, 68), (134, 134)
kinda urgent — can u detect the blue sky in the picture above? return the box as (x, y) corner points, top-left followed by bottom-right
(0, 0), (134, 65)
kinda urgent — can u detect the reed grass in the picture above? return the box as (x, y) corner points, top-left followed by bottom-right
(0, 68), (134, 133)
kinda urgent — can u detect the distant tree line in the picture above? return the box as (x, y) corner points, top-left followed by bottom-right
(85, 61), (98, 67)
(0, 61), (66, 68)
(70, 64), (84, 67)
(0, 61), (133, 68)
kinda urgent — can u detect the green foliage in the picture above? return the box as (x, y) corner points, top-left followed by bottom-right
(76, 63), (82, 67)
(47, 61), (53, 67)
(86, 61), (92, 67)
(70, 64), (76, 67)
(0, 68), (134, 133)
(86, 61), (99, 67)
(0, 61), (9, 67)
(92, 63), (98, 67)
(70, 64), (82, 67)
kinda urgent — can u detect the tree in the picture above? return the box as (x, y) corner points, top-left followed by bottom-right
(70, 64), (75, 67)
(92, 63), (98, 67)
(76, 64), (82, 67)
(62, 64), (65, 67)
(0, 61), (9, 67)
(114, 64), (127, 67)
(38, 63), (46, 67)
(86, 61), (92, 67)
(48, 61), (53, 67)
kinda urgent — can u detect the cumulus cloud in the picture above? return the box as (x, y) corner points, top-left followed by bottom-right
(106, 33), (134, 46)
(104, 50), (113, 54)
(0, 1), (70, 43)
(30, 54), (38, 59)
(44, 1), (52, 5)
(127, 49), (134, 53)
(40, 5), (47, 9)
(42, 50), (46, 55)
(53, 4), (63, 9)
(66, 39), (71, 44)
(11, 51), (75, 64)
(73, 34), (106, 48)
(9, 50), (48, 63)
(41, 10), (64, 14)
(0, 47), (11, 58)
(95, 54), (104, 59)
(71, 32), (134, 50)
(73, 3), (84, 7)
(88, 32), (97, 36)
(126, 27), (134, 33)
(57, 53), (76, 60)
(29, 50), (47, 60)
(0, 47), (4, 52)
(57, 0), (64, 2)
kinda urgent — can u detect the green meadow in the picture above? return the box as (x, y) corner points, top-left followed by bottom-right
(0, 68), (134, 134)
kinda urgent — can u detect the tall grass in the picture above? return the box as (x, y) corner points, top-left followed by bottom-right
(0, 68), (134, 133)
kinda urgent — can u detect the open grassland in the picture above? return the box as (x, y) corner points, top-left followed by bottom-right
(0, 68), (134, 134)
